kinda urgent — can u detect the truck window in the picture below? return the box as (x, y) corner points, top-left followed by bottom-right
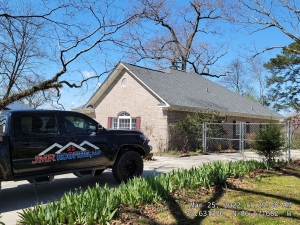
(62, 114), (97, 133)
(0, 115), (6, 134)
(18, 115), (58, 134)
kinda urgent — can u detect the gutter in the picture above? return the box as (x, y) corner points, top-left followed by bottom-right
(161, 105), (284, 121)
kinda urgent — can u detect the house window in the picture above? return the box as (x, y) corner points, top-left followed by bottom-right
(122, 78), (128, 87)
(111, 112), (138, 130)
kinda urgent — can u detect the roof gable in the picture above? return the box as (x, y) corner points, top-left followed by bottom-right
(84, 62), (168, 108)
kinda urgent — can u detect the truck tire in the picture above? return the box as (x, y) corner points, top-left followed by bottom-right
(113, 151), (143, 183)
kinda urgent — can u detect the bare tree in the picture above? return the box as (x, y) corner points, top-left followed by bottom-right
(18, 76), (58, 109)
(247, 56), (269, 106)
(121, 0), (231, 77)
(224, 0), (300, 110)
(21, 91), (55, 109)
(0, 1), (53, 108)
(225, 0), (300, 55)
(0, 0), (142, 110)
(219, 58), (252, 96)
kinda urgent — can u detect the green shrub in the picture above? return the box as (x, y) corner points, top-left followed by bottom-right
(252, 123), (285, 162)
(168, 112), (225, 152)
(291, 131), (300, 149)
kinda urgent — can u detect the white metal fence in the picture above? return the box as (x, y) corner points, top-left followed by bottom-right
(168, 122), (300, 160)
(203, 122), (290, 159)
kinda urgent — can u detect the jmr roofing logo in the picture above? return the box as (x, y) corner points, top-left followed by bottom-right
(32, 141), (101, 164)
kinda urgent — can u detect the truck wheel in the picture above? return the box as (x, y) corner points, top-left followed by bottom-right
(113, 151), (143, 183)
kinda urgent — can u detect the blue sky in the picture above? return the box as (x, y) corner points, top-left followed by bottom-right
(43, 1), (294, 111)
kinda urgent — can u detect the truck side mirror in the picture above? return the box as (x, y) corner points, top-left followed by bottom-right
(97, 124), (103, 132)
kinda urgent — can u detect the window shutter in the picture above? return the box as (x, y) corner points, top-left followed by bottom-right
(136, 117), (141, 130)
(107, 117), (112, 128)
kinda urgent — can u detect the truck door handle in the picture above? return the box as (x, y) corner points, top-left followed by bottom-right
(20, 140), (33, 145)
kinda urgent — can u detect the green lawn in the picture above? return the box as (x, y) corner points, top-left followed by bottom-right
(112, 161), (300, 225)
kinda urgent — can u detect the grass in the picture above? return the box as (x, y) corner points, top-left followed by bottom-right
(111, 160), (300, 225)
(15, 159), (300, 225)
(0, 215), (3, 225)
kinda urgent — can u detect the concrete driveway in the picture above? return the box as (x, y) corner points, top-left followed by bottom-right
(1, 151), (299, 225)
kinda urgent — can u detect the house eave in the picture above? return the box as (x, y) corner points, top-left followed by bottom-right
(162, 105), (284, 121)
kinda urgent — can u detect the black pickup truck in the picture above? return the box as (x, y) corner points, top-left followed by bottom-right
(0, 109), (152, 190)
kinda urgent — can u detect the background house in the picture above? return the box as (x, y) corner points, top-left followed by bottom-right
(76, 62), (284, 152)
(2, 101), (32, 110)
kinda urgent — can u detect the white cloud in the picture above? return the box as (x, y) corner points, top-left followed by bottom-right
(82, 71), (95, 78)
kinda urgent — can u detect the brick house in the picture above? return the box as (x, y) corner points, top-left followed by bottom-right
(76, 62), (284, 151)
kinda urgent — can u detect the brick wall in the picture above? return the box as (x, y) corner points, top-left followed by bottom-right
(93, 69), (168, 152)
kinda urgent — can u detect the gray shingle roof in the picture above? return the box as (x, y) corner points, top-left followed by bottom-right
(122, 62), (283, 119)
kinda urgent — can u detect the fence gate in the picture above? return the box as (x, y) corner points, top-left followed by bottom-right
(203, 122), (291, 160)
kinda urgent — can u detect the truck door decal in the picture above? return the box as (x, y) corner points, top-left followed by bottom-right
(32, 141), (101, 164)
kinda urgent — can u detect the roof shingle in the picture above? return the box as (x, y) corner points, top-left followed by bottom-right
(122, 62), (283, 119)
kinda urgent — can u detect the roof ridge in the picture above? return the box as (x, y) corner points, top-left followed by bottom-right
(122, 62), (169, 74)
(122, 61), (200, 76)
